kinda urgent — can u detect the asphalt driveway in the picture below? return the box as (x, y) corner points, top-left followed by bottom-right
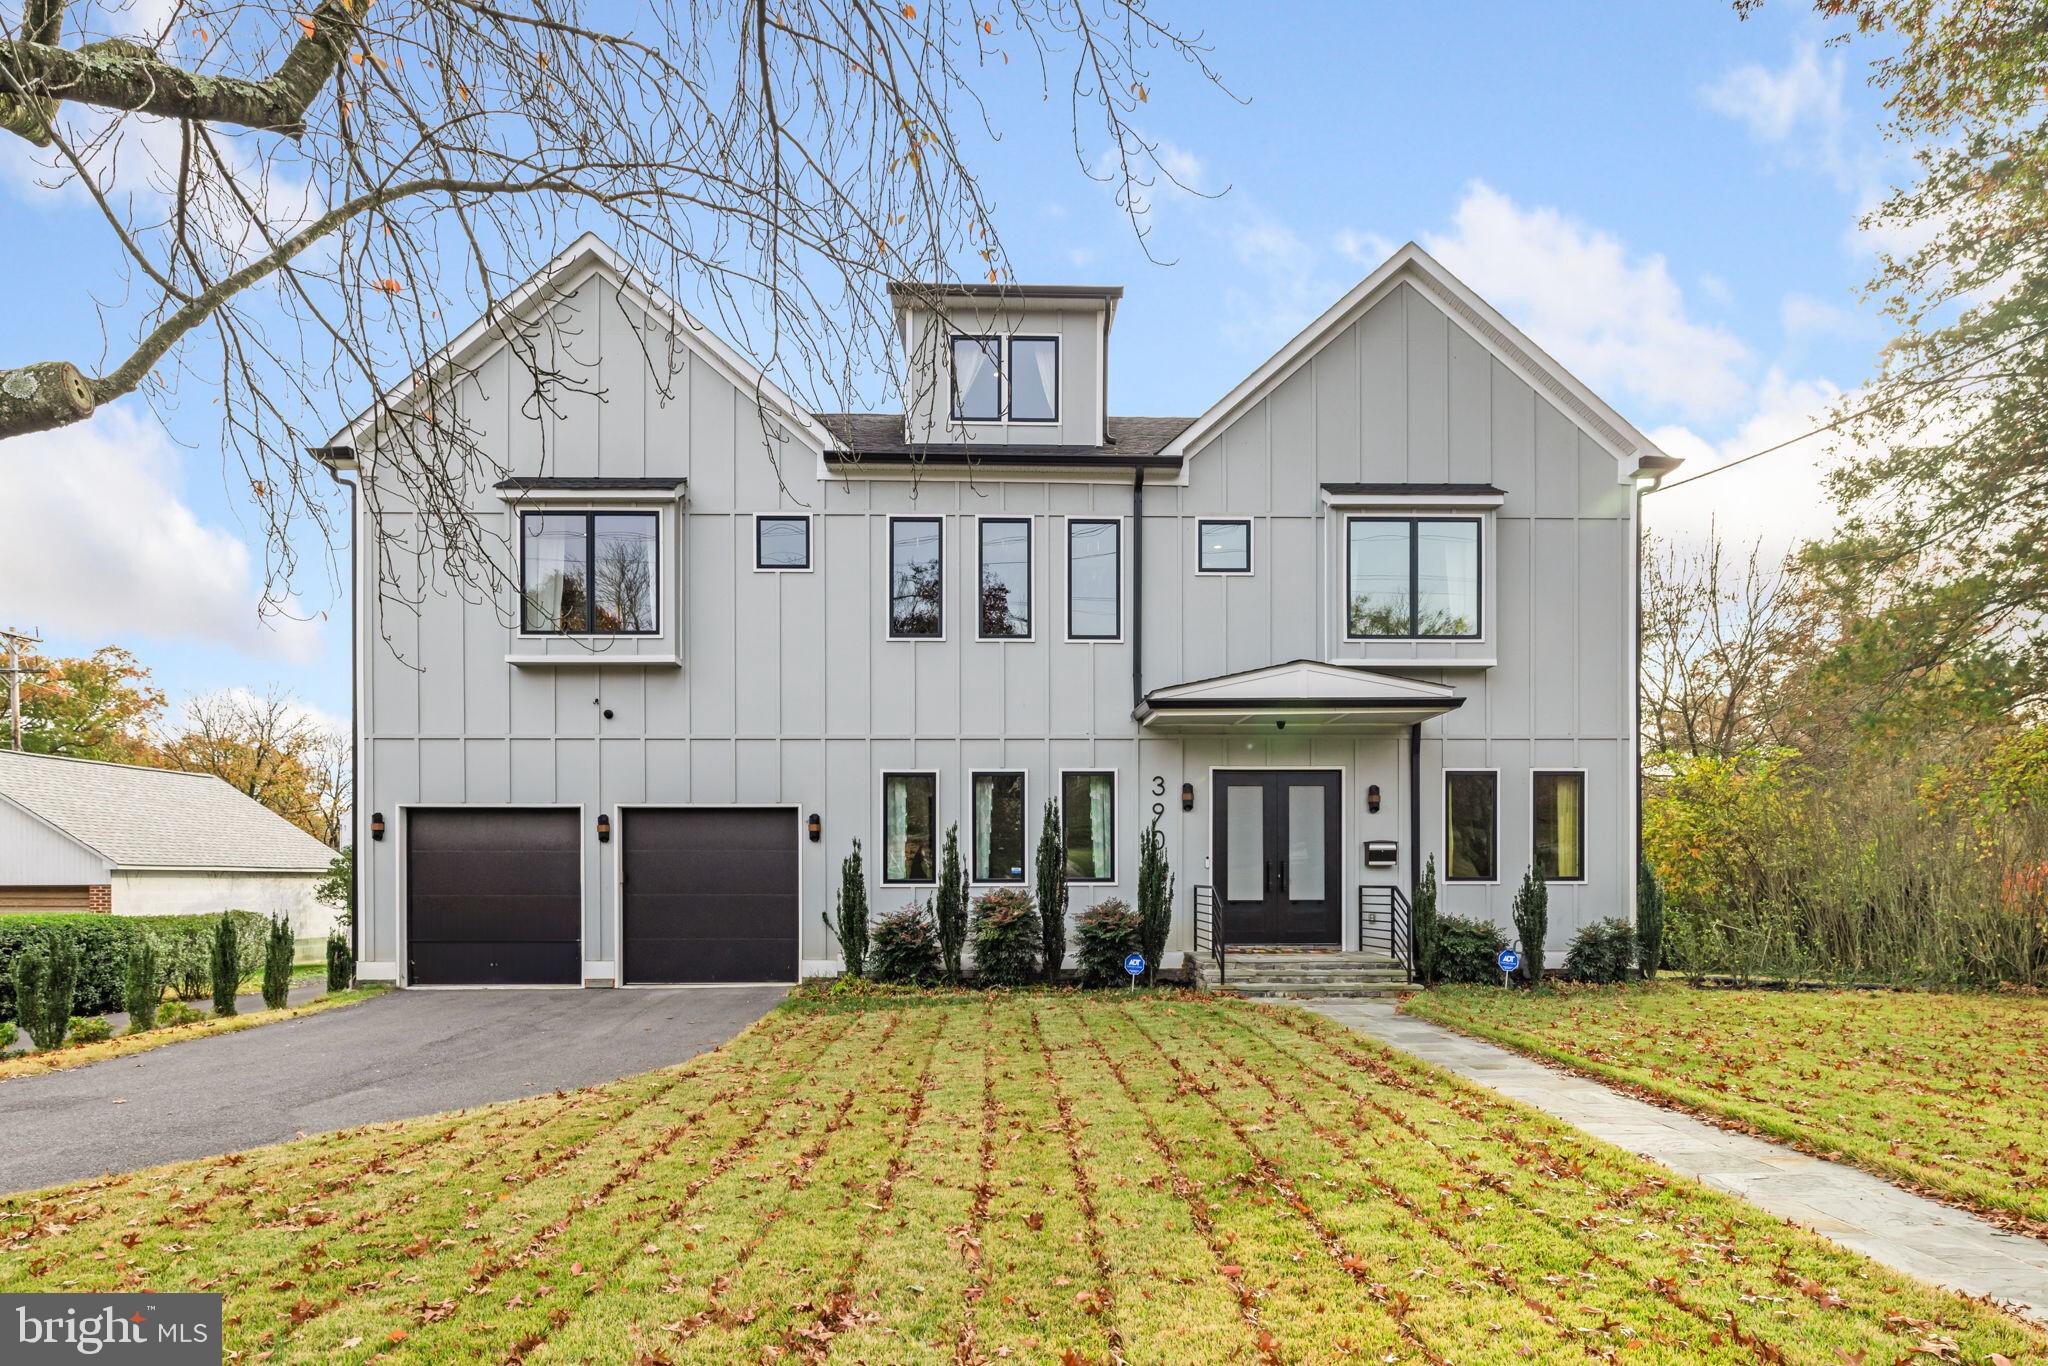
(0, 986), (786, 1195)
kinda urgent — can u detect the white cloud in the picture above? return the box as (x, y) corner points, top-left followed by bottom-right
(0, 407), (322, 664)
(1333, 228), (1394, 266)
(1780, 290), (1859, 337)
(1422, 181), (1753, 422)
(1645, 371), (1851, 557)
(1703, 41), (1846, 154)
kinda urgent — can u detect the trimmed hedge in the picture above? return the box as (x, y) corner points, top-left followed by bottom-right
(0, 911), (269, 1022)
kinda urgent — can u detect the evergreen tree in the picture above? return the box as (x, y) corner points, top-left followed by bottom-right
(934, 823), (968, 983)
(1511, 868), (1549, 987)
(1135, 815), (1174, 986)
(262, 914), (295, 1009)
(825, 840), (870, 978)
(124, 934), (161, 1033)
(211, 915), (240, 1017)
(1033, 798), (1068, 983)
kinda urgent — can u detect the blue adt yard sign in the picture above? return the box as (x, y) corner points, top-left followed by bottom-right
(1123, 952), (1147, 986)
(1496, 948), (1522, 975)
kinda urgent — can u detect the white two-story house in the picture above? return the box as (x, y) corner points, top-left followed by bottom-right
(321, 235), (1676, 988)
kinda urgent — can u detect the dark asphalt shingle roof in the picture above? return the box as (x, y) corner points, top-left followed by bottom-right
(815, 413), (1193, 466)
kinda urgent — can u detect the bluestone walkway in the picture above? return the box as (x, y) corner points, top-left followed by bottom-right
(1307, 999), (2048, 1325)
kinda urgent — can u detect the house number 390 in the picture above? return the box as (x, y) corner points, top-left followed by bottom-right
(1150, 775), (1167, 820)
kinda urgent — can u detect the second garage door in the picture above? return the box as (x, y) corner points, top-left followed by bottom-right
(407, 808), (581, 985)
(622, 808), (798, 984)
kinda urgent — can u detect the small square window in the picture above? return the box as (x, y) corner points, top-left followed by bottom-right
(1197, 519), (1253, 574)
(755, 516), (811, 570)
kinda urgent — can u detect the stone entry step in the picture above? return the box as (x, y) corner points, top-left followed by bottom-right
(1193, 949), (1414, 998)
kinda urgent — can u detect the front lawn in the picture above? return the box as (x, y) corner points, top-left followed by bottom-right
(1407, 983), (2048, 1234)
(3, 993), (2038, 1363)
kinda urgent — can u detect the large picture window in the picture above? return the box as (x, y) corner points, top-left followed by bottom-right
(977, 518), (1032, 639)
(1533, 771), (1585, 882)
(889, 517), (944, 638)
(882, 771), (939, 884)
(521, 511), (658, 634)
(1445, 770), (1498, 882)
(1061, 770), (1116, 883)
(1346, 517), (1481, 639)
(972, 771), (1027, 883)
(1066, 518), (1120, 640)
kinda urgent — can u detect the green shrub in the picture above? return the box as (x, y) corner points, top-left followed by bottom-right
(1136, 815), (1174, 986)
(934, 824), (967, 983)
(262, 914), (294, 1009)
(67, 1015), (113, 1045)
(1413, 856), (1442, 985)
(159, 929), (211, 1000)
(124, 935), (161, 1033)
(1511, 867), (1549, 985)
(13, 932), (79, 1049)
(969, 888), (1040, 987)
(1034, 798), (1069, 984)
(0, 915), (134, 1021)
(0, 1019), (16, 1050)
(825, 840), (870, 978)
(326, 931), (354, 993)
(1565, 918), (1637, 984)
(211, 916), (240, 1017)
(1636, 858), (1665, 979)
(868, 904), (943, 985)
(1434, 915), (1510, 985)
(156, 999), (205, 1028)
(1074, 898), (1143, 987)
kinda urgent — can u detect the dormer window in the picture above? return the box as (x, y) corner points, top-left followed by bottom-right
(951, 336), (1001, 420)
(949, 335), (1060, 424)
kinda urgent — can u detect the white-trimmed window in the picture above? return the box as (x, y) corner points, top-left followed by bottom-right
(1061, 770), (1116, 883)
(950, 336), (1001, 421)
(754, 515), (812, 571)
(1445, 770), (1498, 883)
(888, 516), (944, 639)
(521, 511), (659, 634)
(881, 770), (939, 884)
(1196, 519), (1253, 575)
(971, 770), (1028, 884)
(977, 518), (1032, 639)
(950, 334), (1060, 424)
(1346, 516), (1481, 639)
(1066, 518), (1121, 640)
(1533, 770), (1586, 883)
(1008, 337), (1059, 422)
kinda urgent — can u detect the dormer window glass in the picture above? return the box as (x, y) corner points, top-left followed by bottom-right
(951, 336), (1002, 421)
(1008, 337), (1058, 422)
(949, 334), (1060, 423)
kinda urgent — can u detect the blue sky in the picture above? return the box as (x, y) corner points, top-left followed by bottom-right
(0, 1), (1899, 724)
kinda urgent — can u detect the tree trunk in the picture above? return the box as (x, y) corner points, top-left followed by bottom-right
(0, 362), (94, 436)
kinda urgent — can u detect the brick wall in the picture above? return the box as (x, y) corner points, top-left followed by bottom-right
(85, 883), (112, 913)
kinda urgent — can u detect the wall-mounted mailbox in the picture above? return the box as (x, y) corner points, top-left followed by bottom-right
(1363, 839), (1399, 869)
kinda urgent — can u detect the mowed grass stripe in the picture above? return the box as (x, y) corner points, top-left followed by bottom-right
(1027, 1002), (1126, 1361)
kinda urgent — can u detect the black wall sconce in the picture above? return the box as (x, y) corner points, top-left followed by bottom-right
(596, 813), (612, 844)
(1367, 784), (1382, 814)
(807, 812), (822, 843)
(370, 812), (385, 841)
(1180, 782), (1195, 813)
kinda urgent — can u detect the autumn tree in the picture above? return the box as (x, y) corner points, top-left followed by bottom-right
(156, 687), (348, 845)
(9, 645), (165, 760)
(0, 0), (1228, 620)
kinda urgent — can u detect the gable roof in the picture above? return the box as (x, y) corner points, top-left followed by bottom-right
(323, 233), (836, 458)
(0, 750), (336, 872)
(1162, 242), (1675, 476)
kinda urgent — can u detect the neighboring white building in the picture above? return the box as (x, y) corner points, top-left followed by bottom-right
(0, 750), (337, 944)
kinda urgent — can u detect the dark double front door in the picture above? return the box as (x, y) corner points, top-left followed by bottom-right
(1213, 770), (1343, 945)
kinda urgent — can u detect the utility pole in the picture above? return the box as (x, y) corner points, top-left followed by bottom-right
(0, 626), (42, 751)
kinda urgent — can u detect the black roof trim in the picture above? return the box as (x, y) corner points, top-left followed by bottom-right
(828, 449), (1182, 471)
(494, 477), (687, 491)
(887, 281), (1124, 302)
(1320, 482), (1505, 497)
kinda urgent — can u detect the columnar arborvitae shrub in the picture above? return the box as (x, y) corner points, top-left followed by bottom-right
(1434, 915), (1511, 985)
(1413, 855), (1442, 985)
(869, 903), (943, 985)
(1565, 918), (1637, 984)
(211, 914), (240, 1017)
(934, 823), (968, 983)
(13, 932), (79, 1049)
(1135, 815), (1173, 985)
(326, 930), (354, 993)
(124, 934), (161, 1034)
(1511, 867), (1549, 986)
(1636, 857), (1665, 979)
(262, 913), (294, 1009)
(1033, 799), (1068, 983)
(969, 888), (1040, 987)
(1074, 898), (1143, 987)
(825, 840), (870, 978)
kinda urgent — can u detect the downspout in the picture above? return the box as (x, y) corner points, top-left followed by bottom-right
(1407, 720), (1421, 900)
(1130, 466), (1145, 711)
(315, 449), (360, 970)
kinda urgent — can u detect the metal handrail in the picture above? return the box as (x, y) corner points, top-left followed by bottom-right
(1358, 884), (1414, 983)
(1192, 884), (1223, 986)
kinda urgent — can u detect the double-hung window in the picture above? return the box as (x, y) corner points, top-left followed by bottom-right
(1061, 771), (1116, 883)
(881, 771), (938, 884)
(889, 517), (944, 638)
(950, 335), (1059, 423)
(972, 771), (1027, 883)
(1066, 518), (1120, 640)
(1347, 517), (1481, 639)
(1533, 771), (1585, 882)
(1444, 770), (1498, 883)
(521, 511), (659, 634)
(977, 518), (1032, 639)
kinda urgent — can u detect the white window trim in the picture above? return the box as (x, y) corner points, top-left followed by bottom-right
(1443, 767), (1502, 886)
(752, 513), (815, 573)
(973, 514), (1036, 642)
(1341, 513), (1486, 644)
(878, 768), (942, 887)
(1062, 515), (1124, 643)
(1194, 517), (1256, 576)
(510, 503), (672, 643)
(1055, 767), (1119, 885)
(968, 768), (1030, 888)
(885, 514), (947, 642)
(1530, 767), (1589, 886)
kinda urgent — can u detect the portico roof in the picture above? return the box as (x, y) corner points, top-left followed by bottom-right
(1136, 660), (1462, 733)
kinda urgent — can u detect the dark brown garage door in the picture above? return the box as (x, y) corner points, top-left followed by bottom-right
(407, 809), (581, 985)
(622, 808), (798, 983)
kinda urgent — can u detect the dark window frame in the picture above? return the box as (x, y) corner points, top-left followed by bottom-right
(969, 769), (1029, 885)
(1443, 769), (1499, 884)
(1006, 335), (1061, 424)
(1196, 518), (1254, 574)
(1060, 769), (1118, 884)
(1065, 517), (1122, 641)
(880, 769), (941, 886)
(1532, 769), (1588, 884)
(887, 515), (945, 640)
(949, 334), (1003, 422)
(518, 509), (661, 636)
(1344, 515), (1484, 641)
(753, 514), (812, 571)
(976, 517), (1034, 640)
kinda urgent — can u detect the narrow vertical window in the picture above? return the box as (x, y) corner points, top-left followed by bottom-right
(522, 513), (589, 632)
(1066, 518), (1120, 640)
(1345, 519), (1410, 636)
(977, 518), (1032, 639)
(951, 336), (1001, 421)
(1061, 771), (1116, 882)
(1533, 771), (1585, 882)
(971, 771), (1027, 883)
(1197, 519), (1252, 573)
(882, 771), (938, 884)
(1008, 337), (1059, 421)
(889, 517), (943, 638)
(1445, 771), (1498, 883)
(592, 514), (657, 632)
